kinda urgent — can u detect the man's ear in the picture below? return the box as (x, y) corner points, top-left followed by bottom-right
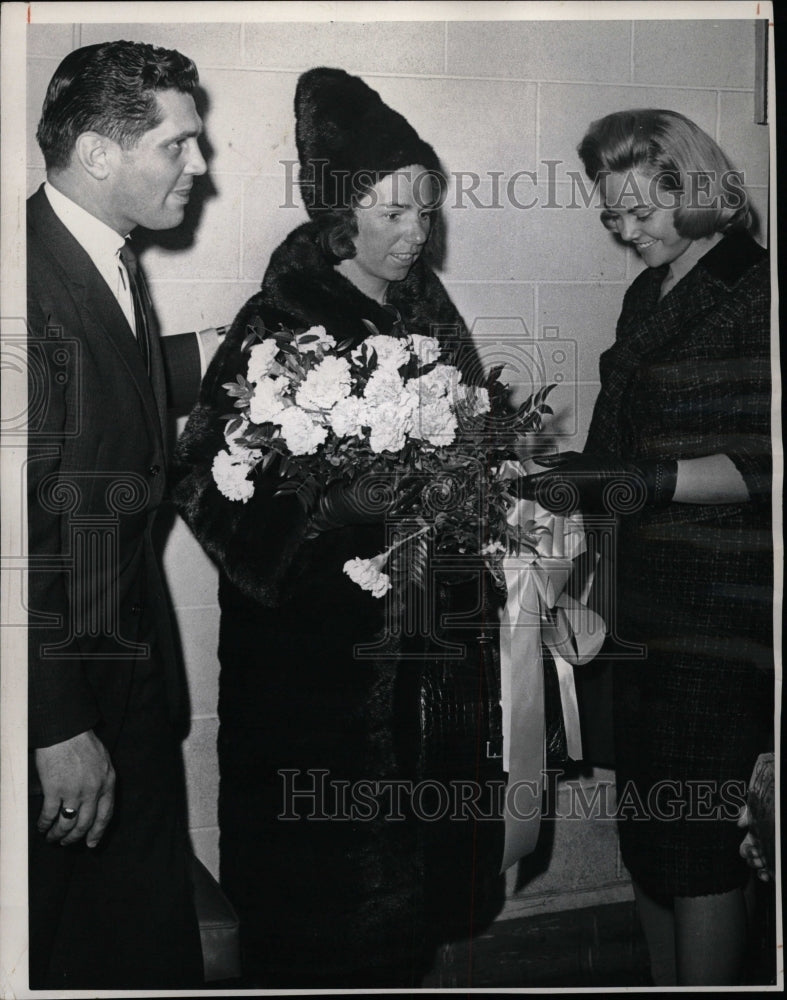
(73, 132), (115, 180)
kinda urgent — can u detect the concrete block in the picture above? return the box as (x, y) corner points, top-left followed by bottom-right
(189, 825), (220, 881)
(718, 90), (770, 189)
(633, 19), (755, 89)
(198, 69), (299, 177)
(27, 59), (57, 170)
(79, 22), (242, 68)
(446, 20), (631, 84)
(242, 20), (445, 76)
(367, 74), (537, 178)
(150, 281), (258, 338)
(140, 173), (243, 280)
(441, 181), (626, 283)
(27, 23), (75, 58)
(183, 715), (219, 831)
(539, 83), (717, 185)
(240, 174), (309, 282)
(171, 605), (220, 719)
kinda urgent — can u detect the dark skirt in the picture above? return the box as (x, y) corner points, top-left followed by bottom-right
(611, 507), (773, 897)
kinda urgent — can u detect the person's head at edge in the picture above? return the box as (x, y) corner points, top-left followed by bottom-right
(577, 108), (750, 270)
(37, 40), (207, 236)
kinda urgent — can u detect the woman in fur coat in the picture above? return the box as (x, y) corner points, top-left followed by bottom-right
(173, 68), (505, 988)
(519, 109), (773, 986)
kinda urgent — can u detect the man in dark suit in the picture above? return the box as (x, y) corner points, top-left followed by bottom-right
(27, 40), (218, 988)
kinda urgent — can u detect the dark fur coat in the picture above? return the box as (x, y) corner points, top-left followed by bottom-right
(172, 222), (504, 987)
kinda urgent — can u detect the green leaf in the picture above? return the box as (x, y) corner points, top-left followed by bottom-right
(518, 393), (534, 414)
(488, 363), (506, 385)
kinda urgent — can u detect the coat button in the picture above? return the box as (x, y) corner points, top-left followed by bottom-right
(148, 464), (161, 477)
(131, 602), (143, 615)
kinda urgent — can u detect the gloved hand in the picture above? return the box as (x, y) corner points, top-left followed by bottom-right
(309, 479), (393, 533)
(515, 451), (678, 515)
(309, 475), (428, 533)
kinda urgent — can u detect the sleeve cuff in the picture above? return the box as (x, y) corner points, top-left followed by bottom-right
(196, 326), (227, 376)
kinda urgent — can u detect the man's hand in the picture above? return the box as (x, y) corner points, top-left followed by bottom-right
(34, 729), (115, 848)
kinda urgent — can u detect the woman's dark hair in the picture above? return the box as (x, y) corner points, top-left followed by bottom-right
(577, 109), (750, 238)
(316, 208), (359, 262)
(37, 40), (199, 171)
(317, 167), (447, 264)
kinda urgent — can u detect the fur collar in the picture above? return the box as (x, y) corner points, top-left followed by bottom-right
(699, 228), (767, 287)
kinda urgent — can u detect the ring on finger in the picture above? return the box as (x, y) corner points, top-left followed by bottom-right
(59, 805), (78, 820)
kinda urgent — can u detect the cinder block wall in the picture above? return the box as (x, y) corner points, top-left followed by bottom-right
(27, 17), (768, 909)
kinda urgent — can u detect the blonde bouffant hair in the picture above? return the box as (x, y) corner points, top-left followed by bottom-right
(577, 109), (750, 238)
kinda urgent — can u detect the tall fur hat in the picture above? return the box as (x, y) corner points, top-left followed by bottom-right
(295, 67), (443, 217)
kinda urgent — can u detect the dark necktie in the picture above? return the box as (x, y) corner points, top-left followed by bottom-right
(119, 242), (151, 374)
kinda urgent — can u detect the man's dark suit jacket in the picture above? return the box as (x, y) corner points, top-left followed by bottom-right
(26, 183), (201, 752)
(26, 184), (208, 988)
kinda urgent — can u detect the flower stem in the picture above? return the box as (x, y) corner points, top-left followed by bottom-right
(384, 524), (431, 558)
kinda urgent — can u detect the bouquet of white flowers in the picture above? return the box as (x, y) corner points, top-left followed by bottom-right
(212, 316), (555, 596)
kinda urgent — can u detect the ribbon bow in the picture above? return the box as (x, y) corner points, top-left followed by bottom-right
(497, 464), (606, 872)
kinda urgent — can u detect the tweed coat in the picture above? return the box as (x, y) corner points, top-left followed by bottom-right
(173, 221), (505, 987)
(585, 229), (773, 896)
(26, 185), (203, 986)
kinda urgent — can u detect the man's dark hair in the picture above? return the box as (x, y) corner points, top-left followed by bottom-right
(37, 40), (199, 171)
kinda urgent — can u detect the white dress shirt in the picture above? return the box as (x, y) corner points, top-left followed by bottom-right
(44, 181), (137, 334)
(44, 182), (220, 374)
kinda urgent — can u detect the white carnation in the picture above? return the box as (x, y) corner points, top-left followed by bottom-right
(212, 449), (255, 503)
(248, 375), (289, 424)
(363, 368), (406, 406)
(296, 325), (336, 353)
(473, 387), (491, 415)
(296, 355), (352, 411)
(411, 397), (458, 447)
(457, 384), (491, 415)
(354, 334), (411, 372)
(329, 396), (366, 439)
(343, 556), (392, 598)
(366, 400), (411, 454)
(246, 340), (279, 383)
(278, 406), (328, 456)
(409, 334), (441, 367)
(419, 363), (462, 399)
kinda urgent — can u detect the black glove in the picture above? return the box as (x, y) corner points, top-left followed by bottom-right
(515, 451), (678, 515)
(309, 479), (390, 533)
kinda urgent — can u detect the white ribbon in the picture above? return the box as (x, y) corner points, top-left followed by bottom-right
(497, 466), (606, 872)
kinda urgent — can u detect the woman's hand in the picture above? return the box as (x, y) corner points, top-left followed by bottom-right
(515, 451), (677, 515)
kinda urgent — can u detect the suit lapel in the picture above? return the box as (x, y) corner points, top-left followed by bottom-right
(28, 187), (166, 448)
